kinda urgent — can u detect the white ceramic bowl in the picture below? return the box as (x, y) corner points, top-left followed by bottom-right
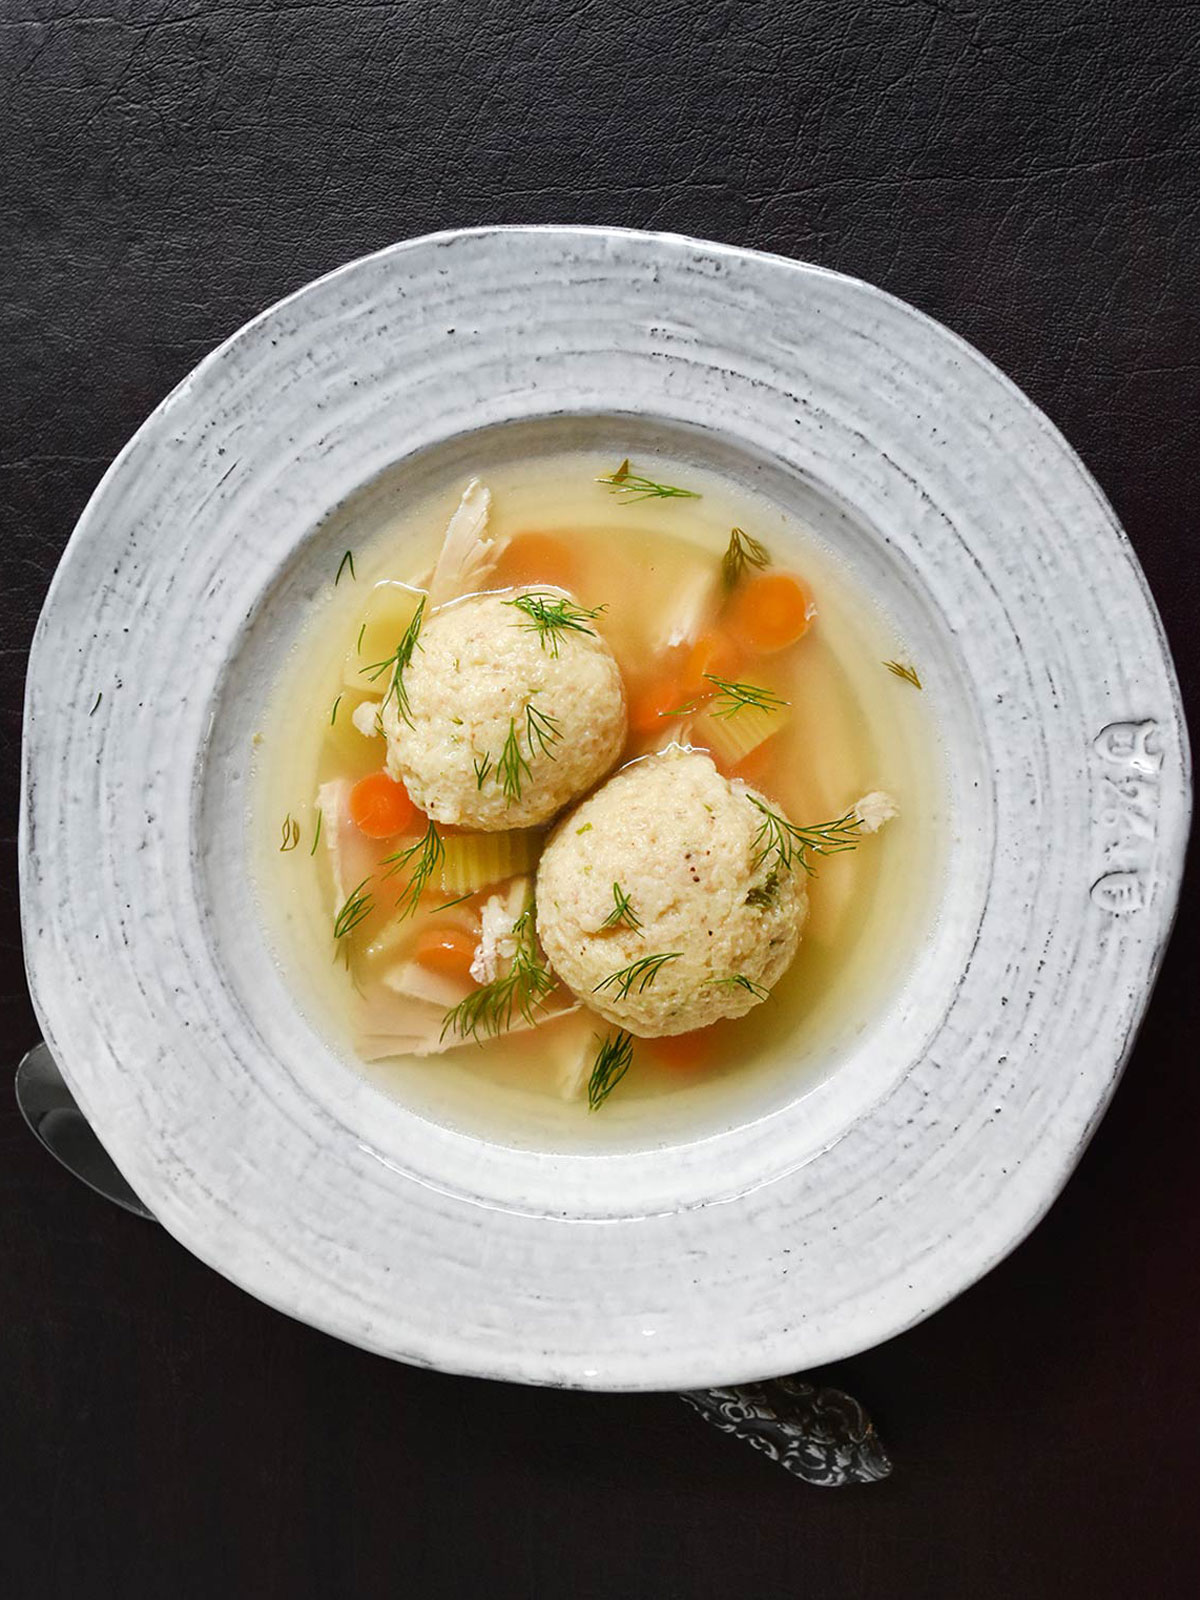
(21, 228), (1190, 1389)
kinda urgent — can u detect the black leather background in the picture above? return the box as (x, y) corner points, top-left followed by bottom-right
(2, 3), (1198, 1596)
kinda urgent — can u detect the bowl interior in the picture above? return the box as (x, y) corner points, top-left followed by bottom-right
(198, 411), (992, 1173)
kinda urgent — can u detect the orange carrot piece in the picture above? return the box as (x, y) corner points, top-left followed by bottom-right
(727, 740), (776, 784)
(492, 531), (580, 593)
(652, 1029), (714, 1070)
(412, 925), (478, 983)
(726, 572), (815, 653)
(348, 771), (418, 839)
(628, 674), (686, 733)
(679, 630), (743, 695)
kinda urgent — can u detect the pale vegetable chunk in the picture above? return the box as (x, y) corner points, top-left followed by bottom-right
(536, 749), (808, 1037)
(344, 583), (425, 690)
(438, 829), (542, 895)
(691, 699), (788, 767)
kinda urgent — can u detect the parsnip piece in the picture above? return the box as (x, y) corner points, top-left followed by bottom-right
(342, 582), (425, 690)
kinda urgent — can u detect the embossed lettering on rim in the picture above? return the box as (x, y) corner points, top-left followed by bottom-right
(19, 227), (1192, 1390)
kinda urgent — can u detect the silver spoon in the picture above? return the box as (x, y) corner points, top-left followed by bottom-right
(15, 1038), (890, 1484)
(16, 1042), (154, 1220)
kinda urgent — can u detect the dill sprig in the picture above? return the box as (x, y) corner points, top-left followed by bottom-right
(525, 703), (562, 760)
(310, 809), (323, 856)
(382, 819), (444, 919)
(884, 659), (922, 689)
(686, 674), (790, 720)
(594, 951), (681, 999)
(600, 882), (643, 935)
(432, 891), (475, 913)
(335, 549), (356, 585)
(588, 1029), (635, 1111)
(279, 814), (301, 852)
(362, 596), (426, 727)
(497, 719), (532, 802)
(333, 877), (374, 940)
(356, 622), (366, 655)
(440, 906), (555, 1042)
(706, 973), (771, 1001)
(330, 694), (343, 725)
(596, 458), (700, 503)
(483, 703), (562, 802)
(505, 591), (606, 658)
(748, 797), (862, 877)
(721, 526), (771, 590)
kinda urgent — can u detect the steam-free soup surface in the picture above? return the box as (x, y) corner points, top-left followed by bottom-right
(252, 449), (945, 1145)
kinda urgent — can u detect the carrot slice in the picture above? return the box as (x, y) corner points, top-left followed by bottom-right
(348, 771), (418, 839)
(652, 1029), (714, 1070)
(727, 740), (775, 784)
(628, 674), (686, 733)
(679, 630), (743, 695)
(492, 531), (580, 593)
(726, 572), (815, 653)
(412, 925), (478, 984)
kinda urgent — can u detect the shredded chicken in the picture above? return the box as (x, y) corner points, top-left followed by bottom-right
(853, 790), (899, 833)
(351, 699), (382, 738)
(656, 564), (719, 651)
(355, 993), (581, 1062)
(427, 479), (502, 606)
(469, 876), (530, 984)
(316, 777), (376, 903)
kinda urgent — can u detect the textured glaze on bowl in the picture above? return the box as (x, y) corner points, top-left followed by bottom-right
(20, 228), (1190, 1389)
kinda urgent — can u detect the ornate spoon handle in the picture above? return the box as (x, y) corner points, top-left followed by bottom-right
(680, 1376), (892, 1486)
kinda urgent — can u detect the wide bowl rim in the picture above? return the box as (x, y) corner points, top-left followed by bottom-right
(20, 225), (1192, 1388)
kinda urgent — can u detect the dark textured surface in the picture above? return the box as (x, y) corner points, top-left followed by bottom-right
(2, 2), (1198, 1596)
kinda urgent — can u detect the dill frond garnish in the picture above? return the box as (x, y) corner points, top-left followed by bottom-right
(330, 694), (343, 725)
(706, 973), (771, 1000)
(432, 891), (475, 912)
(356, 622), (366, 655)
(748, 797), (862, 877)
(666, 674), (789, 720)
(703, 675), (790, 719)
(594, 951), (681, 998)
(744, 868), (779, 908)
(476, 701), (561, 803)
(497, 719), (532, 802)
(382, 818), (444, 919)
(440, 905), (554, 1042)
(884, 660), (922, 689)
(362, 596), (426, 728)
(525, 703), (562, 760)
(310, 809), (323, 856)
(596, 458), (700, 503)
(505, 591), (607, 658)
(89, 692), (102, 717)
(721, 526), (771, 590)
(600, 882), (643, 935)
(335, 549), (355, 586)
(333, 877), (374, 940)
(588, 1029), (634, 1110)
(279, 814), (301, 852)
